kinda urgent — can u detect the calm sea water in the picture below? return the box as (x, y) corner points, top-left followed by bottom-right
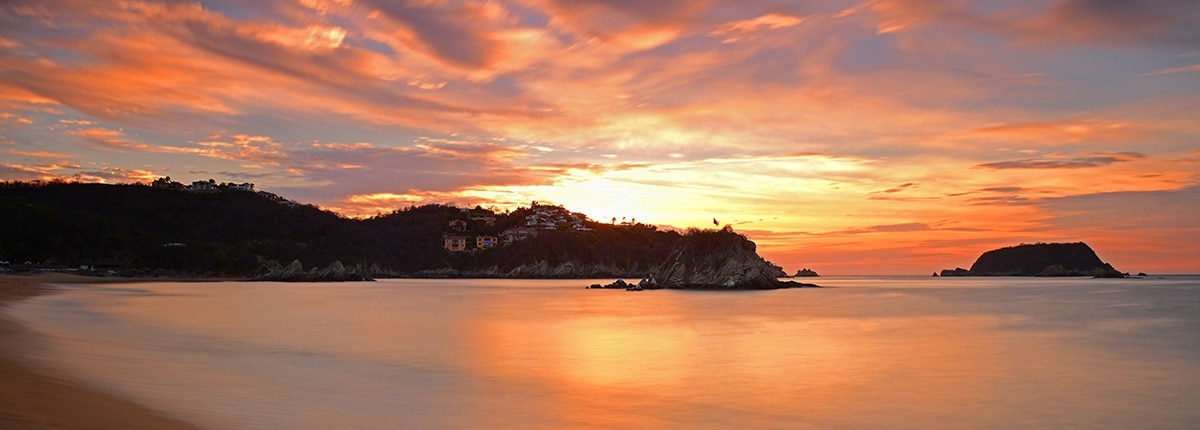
(6, 276), (1200, 429)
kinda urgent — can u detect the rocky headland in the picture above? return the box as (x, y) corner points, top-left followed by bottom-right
(939, 242), (1126, 278)
(590, 228), (818, 290)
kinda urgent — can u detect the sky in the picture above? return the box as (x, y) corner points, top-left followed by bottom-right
(1, 0), (1198, 275)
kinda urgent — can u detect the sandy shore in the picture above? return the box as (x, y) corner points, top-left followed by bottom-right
(0, 273), (197, 429)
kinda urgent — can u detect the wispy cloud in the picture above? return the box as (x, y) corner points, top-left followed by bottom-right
(828, 222), (933, 235)
(868, 0), (1200, 46)
(976, 152), (1145, 170)
(1, 148), (75, 159)
(1140, 63), (1200, 77)
(874, 182), (918, 194)
(710, 13), (805, 43)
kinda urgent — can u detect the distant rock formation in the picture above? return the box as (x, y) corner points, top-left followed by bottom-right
(588, 279), (640, 290)
(249, 259), (374, 282)
(939, 242), (1126, 277)
(627, 228), (816, 290)
(794, 268), (819, 277)
(939, 267), (971, 277)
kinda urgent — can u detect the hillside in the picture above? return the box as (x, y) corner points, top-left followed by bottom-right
(0, 181), (681, 278)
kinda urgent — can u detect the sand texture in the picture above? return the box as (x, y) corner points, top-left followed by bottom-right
(0, 273), (196, 429)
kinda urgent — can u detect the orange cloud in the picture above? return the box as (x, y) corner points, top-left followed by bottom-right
(0, 163), (60, 182)
(1, 148), (76, 159)
(359, 0), (507, 69)
(533, 0), (709, 50)
(69, 127), (156, 152)
(710, 13), (806, 43)
(962, 119), (1146, 146)
(867, 0), (1200, 46)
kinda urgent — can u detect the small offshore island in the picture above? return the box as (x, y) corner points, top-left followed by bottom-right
(938, 242), (1128, 278)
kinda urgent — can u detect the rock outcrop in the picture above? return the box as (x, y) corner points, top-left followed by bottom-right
(630, 228), (816, 290)
(794, 268), (819, 277)
(939, 267), (971, 277)
(249, 259), (374, 282)
(587, 279), (641, 290)
(939, 242), (1126, 278)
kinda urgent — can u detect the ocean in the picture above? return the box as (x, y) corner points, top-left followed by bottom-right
(6, 276), (1200, 429)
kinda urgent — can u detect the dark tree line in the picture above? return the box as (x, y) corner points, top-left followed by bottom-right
(0, 181), (682, 276)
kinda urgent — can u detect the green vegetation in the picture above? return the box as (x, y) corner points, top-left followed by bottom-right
(0, 181), (681, 277)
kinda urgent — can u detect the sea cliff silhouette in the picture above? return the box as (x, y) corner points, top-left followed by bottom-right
(940, 242), (1126, 277)
(591, 228), (818, 290)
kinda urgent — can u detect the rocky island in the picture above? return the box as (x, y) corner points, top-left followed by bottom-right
(590, 228), (818, 290)
(939, 242), (1127, 278)
(794, 268), (819, 277)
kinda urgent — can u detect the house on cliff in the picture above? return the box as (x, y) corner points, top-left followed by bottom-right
(443, 235), (468, 252)
(476, 235), (499, 249)
(186, 180), (218, 193)
(502, 227), (540, 244)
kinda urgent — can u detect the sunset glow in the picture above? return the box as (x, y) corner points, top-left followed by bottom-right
(2, 0), (1198, 273)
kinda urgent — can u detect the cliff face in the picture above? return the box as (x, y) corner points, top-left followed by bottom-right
(942, 242), (1125, 277)
(637, 228), (809, 289)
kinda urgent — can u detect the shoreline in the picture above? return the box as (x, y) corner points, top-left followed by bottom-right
(0, 273), (197, 429)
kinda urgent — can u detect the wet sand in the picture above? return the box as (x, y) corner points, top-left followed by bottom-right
(0, 273), (197, 429)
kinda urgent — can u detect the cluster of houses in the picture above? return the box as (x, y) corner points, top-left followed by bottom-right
(442, 234), (499, 252)
(150, 177), (298, 207)
(442, 206), (500, 252)
(255, 190), (300, 207)
(151, 177), (255, 193)
(442, 201), (595, 252)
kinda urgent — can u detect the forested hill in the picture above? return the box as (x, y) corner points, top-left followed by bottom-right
(0, 181), (681, 277)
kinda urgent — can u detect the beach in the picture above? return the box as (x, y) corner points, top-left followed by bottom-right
(0, 273), (195, 429)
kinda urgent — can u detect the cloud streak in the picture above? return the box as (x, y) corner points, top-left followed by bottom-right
(976, 152), (1146, 170)
(1140, 63), (1200, 77)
